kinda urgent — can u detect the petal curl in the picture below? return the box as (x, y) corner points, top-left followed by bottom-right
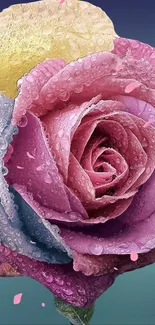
(73, 249), (155, 277)
(0, 245), (115, 307)
(37, 39), (155, 114)
(60, 171), (155, 255)
(12, 38), (155, 125)
(13, 59), (66, 123)
(10, 186), (72, 262)
(0, 95), (70, 264)
(7, 111), (71, 213)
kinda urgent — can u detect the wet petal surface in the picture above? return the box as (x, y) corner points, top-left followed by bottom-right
(0, 244), (115, 307)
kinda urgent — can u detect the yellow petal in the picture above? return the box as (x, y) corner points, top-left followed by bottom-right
(0, 0), (118, 98)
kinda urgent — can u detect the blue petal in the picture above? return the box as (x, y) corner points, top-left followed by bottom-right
(10, 186), (72, 261)
(0, 94), (71, 264)
(0, 95), (20, 227)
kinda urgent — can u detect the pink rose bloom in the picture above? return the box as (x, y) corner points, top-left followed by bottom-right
(1, 37), (155, 307)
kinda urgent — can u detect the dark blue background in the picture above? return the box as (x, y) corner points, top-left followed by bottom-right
(0, 1), (155, 324)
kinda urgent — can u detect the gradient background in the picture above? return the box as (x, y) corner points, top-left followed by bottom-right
(0, 0), (155, 324)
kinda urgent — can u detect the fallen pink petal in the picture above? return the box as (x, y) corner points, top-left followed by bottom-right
(130, 252), (139, 262)
(13, 293), (23, 305)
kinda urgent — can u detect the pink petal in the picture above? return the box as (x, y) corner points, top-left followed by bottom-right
(12, 38), (155, 125)
(13, 183), (87, 224)
(12, 59), (66, 125)
(37, 42), (155, 114)
(13, 293), (22, 305)
(114, 96), (155, 127)
(0, 245), (115, 307)
(73, 249), (155, 277)
(67, 153), (95, 203)
(73, 251), (118, 276)
(60, 172), (155, 254)
(7, 112), (71, 213)
(41, 95), (100, 181)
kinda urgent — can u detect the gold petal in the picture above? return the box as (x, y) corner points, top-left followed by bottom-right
(0, 0), (118, 98)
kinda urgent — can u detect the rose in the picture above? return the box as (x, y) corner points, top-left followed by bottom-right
(1, 0), (155, 313)
(0, 35), (155, 309)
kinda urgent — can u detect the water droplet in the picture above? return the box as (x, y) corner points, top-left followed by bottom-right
(91, 55), (97, 62)
(62, 288), (73, 296)
(0, 137), (7, 150)
(2, 166), (8, 176)
(61, 70), (70, 80)
(55, 277), (64, 286)
(69, 212), (81, 221)
(59, 91), (70, 102)
(58, 129), (64, 137)
(44, 173), (52, 184)
(83, 60), (92, 70)
(141, 137), (148, 148)
(4, 248), (10, 256)
(46, 160), (50, 166)
(73, 85), (84, 93)
(119, 243), (128, 249)
(150, 52), (155, 59)
(26, 74), (34, 83)
(17, 116), (28, 128)
(46, 275), (54, 283)
(13, 127), (19, 135)
(89, 243), (103, 255)
(115, 63), (124, 71)
(78, 288), (86, 296)
(30, 240), (36, 244)
(36, 165), (44, 171)
(78, 58), (83, 63)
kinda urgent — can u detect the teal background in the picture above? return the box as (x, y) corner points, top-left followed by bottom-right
(1, 265), (155, 324)
(1, 0), (155, 324)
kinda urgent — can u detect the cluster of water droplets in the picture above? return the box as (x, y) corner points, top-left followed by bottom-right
(41, 270), (87, 300)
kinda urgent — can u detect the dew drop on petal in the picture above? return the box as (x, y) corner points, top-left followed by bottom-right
(62, 288), (73, 296)
(69, 212), (81, 221)
(30, 240), (36, 244)
(17, 116), (28, 128)
(55, 277), (64, 286)
(58, 129), (64, 138)
(115, 63), (124, 71)
(46, 275), (54, 283)
(44, 173), (52, 184)
(73, 85), (84, 93)
(36, 165), (44, 171)
(2, 166), (8, 176)
(89, 243), (103, 255)
(13, 293), (22, 305)
(130, 252), (138, 262)
(0, 137), (7, 151)
(78, 288), (86, 296)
